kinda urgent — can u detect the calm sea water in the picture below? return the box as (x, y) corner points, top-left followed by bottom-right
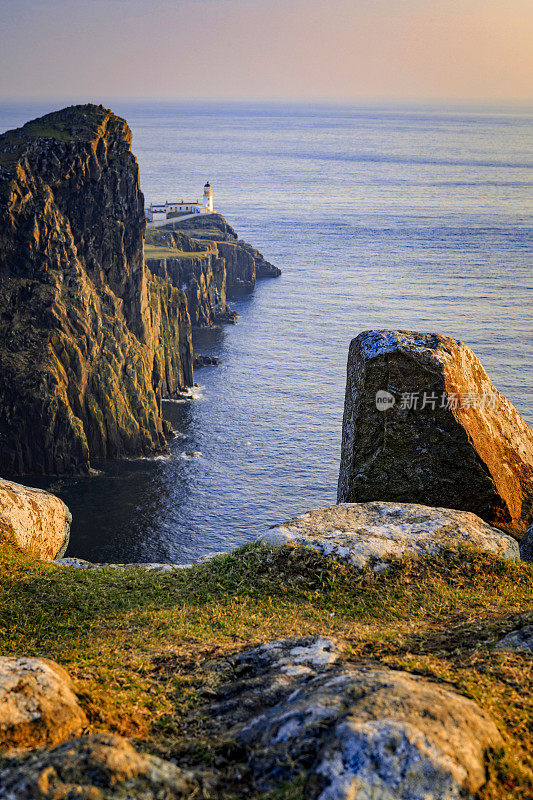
(1, 102), (532, 563)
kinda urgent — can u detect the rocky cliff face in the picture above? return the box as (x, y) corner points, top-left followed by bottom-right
(337, 330), (533, 537)
(0, 105), (193, 475)
(146, 229), (236, 326)
(146, 214), (281, 320)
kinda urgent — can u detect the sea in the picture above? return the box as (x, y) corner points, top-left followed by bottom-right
(0, 101), (531, 563)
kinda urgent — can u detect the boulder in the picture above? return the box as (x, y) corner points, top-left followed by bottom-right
(0, 732), (196, 799)
(519, 523), (533, 561)
(209, 637), (502, 799)
(0, 478), (71, 559)
(0, 657), (86, 751)
(494, 625), (533, 654)
(337, 330), (533, 537)
(263, 502), (519, 569)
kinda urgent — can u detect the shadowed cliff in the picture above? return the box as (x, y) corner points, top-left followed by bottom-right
(0, 104), (193, 475)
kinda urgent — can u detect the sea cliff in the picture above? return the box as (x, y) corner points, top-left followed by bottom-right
(145, 213), (281, 325)
(0, 105), (280, 476)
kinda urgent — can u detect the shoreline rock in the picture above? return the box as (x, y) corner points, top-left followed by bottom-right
(193, 354), (221, 368)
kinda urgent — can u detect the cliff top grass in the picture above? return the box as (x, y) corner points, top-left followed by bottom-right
(0, 104), (125, 170)
(144, 244), (203, 261)
(0, 541), (532, 798)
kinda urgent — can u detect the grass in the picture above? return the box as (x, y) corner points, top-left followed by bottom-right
(0, 105), (115, 169)
(144, 244), (201, 261)
(0, 541), (531, 798)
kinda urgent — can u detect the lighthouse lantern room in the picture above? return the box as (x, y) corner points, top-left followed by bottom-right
(204, 181), (213, 213)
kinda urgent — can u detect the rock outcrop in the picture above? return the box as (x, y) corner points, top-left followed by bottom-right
(494, 625), (533, 654)
(0, 733), (196, 799)
(337, 330), (533, 537)
(0, 657), (86, 751)
(263, 501), (519, 569)
(0, 105), (193, 475)
(0, 478), (71, 559)
(145, 214), (280, 327)
(208, 636), (502, 799)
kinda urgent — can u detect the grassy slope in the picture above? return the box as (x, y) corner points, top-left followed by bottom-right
(144, 244), (201, 261)
(0, 542), (531, 798)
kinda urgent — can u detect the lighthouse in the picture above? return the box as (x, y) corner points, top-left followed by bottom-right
(203, 181), (213, 213)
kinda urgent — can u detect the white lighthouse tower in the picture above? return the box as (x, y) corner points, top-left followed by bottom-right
(203, 181), (213, 213)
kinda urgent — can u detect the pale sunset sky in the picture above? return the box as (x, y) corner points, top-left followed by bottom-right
(0, 0), (531, 102)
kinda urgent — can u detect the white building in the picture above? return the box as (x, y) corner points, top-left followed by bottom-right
(146, 182), (214, 222)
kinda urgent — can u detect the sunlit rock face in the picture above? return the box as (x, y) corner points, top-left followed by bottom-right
(0, 104), (193, 474)
(0, 478), (71, 559)
(0, 733), (196, 799)
(0, 657), (86, 752)
(337, 329), (533, 537)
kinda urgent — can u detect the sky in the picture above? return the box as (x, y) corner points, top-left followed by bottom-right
(0, 0), (532, 103)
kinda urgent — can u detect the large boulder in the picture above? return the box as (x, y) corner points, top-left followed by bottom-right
(0, 657), (86, 751)
(0, 733), (196, 799)
(208, 637), (502, 799)
(263, 501), (519, 569)
(0, 478), (71, 559)
(337, 330), (533, 537)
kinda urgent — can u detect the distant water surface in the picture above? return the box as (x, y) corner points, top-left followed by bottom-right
(0, 102), (531, 563)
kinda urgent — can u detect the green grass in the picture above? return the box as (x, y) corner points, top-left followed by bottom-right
(0, 105), (116, 169)
(144, 244), (200, 261)
(0, 542), (532, 798)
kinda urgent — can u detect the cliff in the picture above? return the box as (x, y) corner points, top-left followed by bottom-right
(145, 214), (281, 323)
(0, 105), (193, 475)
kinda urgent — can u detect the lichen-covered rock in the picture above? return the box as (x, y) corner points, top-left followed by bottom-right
(0, 733), (196, 799)
(0, 657), (86, 751)
(494, 625), (533, 654)
(0, 105), (193, 475)
(208, 637), (502, 799)
(53, 557), (189, 571)
(0, 477), (71, 559)
(337, 330), (533, 537)
(263, 501), (519, 569)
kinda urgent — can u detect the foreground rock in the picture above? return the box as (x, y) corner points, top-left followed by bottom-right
(209, 637), (502, 798)
(0, 657), (86, 751)
(263, 502), (519, 569)
(0, 104), (193, 475)
(0, 478), (71, 559)
(0, 733), (195, 799)
(337, 330), (533, 537)
(495, 625), (533, 654)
